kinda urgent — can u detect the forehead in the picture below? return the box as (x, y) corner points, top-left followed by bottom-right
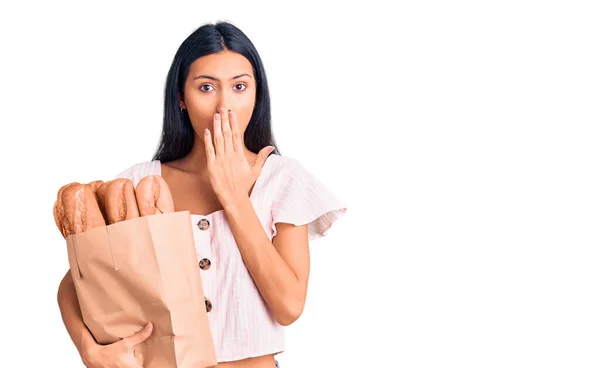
(189, 50), (254, 78)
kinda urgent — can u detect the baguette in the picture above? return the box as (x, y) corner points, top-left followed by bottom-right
(135, 175), (175, 216)
(104, 178), (140, 224)
(88, 180), (107, 224)
(53, 182), (106, 238)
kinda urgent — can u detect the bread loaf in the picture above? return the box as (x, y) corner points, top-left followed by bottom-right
(135, 176), (175, 216)
(104, 178), (140, 224)
(53, 182), (106, 238)
(54, 175), (176, 238)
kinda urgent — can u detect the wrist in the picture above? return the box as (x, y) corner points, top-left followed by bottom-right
(223, 194), (250, 215)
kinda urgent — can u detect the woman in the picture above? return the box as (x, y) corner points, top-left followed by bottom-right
(57, 21), (347, 368)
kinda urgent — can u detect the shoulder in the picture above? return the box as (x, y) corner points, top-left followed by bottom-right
(266, 153), (304, 174)
(263, 153), (303, 183)
(113, 160), (161, 187)
(263, 153), (321, 192)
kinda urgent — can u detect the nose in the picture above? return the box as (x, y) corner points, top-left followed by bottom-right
(216, 94), (231, 114)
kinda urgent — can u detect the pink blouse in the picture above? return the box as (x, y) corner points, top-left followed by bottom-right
(114, 153), (347, 362)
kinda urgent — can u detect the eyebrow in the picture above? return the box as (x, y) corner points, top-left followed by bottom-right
(193, 73), (252, 81)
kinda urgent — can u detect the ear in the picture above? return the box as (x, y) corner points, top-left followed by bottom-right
(177, 92), (186, 109)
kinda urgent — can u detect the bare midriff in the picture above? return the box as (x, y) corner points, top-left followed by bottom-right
(217, 353), (277, 368)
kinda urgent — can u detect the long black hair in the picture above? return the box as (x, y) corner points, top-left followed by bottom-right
(152, 21), (280, 163)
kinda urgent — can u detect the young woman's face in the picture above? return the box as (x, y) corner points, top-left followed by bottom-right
(180, 50), (256, 145)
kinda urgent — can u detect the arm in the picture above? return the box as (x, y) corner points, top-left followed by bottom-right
(57, 271), (155, 367)
(57, 270), (97, 360)
(224, 196), (310, 326)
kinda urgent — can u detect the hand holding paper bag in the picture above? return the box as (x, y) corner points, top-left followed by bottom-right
(82, 322), (154, 368)
(54, 176), (217, 368)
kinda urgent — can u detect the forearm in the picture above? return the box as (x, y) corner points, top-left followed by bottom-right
(57, 270), (96, 358)
(224, 196), (303, 325)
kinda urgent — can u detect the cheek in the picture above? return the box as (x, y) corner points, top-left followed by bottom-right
(237, 97), (256, 119)
(187, 102), (213, 120)
(186, 103), (216, 131)
(235, 112), (253, 134)
(184, 87), (212, 115)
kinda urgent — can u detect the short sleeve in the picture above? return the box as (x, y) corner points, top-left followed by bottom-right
(114, 165), (135, 181)
(271, 158), (347, 242)
(112, 161), (158, 188)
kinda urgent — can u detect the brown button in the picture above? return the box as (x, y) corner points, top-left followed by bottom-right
(197, 219), (210, 231)
(205, 298), (212, 313)
(199, 258), (211, 270)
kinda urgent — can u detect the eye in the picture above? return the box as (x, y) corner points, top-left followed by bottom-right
(234, 83), (247, 91)
(199, 84), (215, 92)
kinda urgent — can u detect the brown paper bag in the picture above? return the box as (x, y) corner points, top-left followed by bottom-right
(66, 210), (217, 368)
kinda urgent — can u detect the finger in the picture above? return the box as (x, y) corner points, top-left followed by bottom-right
(204, 129), (216, 166)
(124, 352), (144, 368)
(213, 112), (225, 158)
(253, 146), (275, 171)
(133, 340), (147, 367)
(229, 110), (245, 158)
(221, 109), (234, 155)
(122, 322), (153, 350)
(127, 354), (144, 368)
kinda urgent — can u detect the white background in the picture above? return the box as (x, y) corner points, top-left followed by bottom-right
(0, 1), (599, 367)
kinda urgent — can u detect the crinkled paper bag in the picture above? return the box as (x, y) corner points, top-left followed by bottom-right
(66, 210), (217, 368)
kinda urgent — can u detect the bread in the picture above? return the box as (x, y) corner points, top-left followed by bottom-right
(53, 182), (70, 236)
(135, 175), (175, 216)
(104, 178), (140, 224)
(53, 175), (175, 238)
(93, 181), (109, 224)
(53, 182), (106, 238)
(87, 180), (103, 193)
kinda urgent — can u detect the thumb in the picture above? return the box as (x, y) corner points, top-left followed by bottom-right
(253, 146), (275, 169)
(122, 322), (153, 350)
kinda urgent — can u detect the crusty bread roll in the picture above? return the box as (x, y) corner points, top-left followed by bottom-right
(53, 182), (71, 236)
(53, 182), (106, 238)
(95, 182), (108, 223)
(104, 178), (140, 224)
(135, 176), (175, 216)
(87, 180), (103, 193)
(88, 180), (107, 224)
(53, 175), (175, 239)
